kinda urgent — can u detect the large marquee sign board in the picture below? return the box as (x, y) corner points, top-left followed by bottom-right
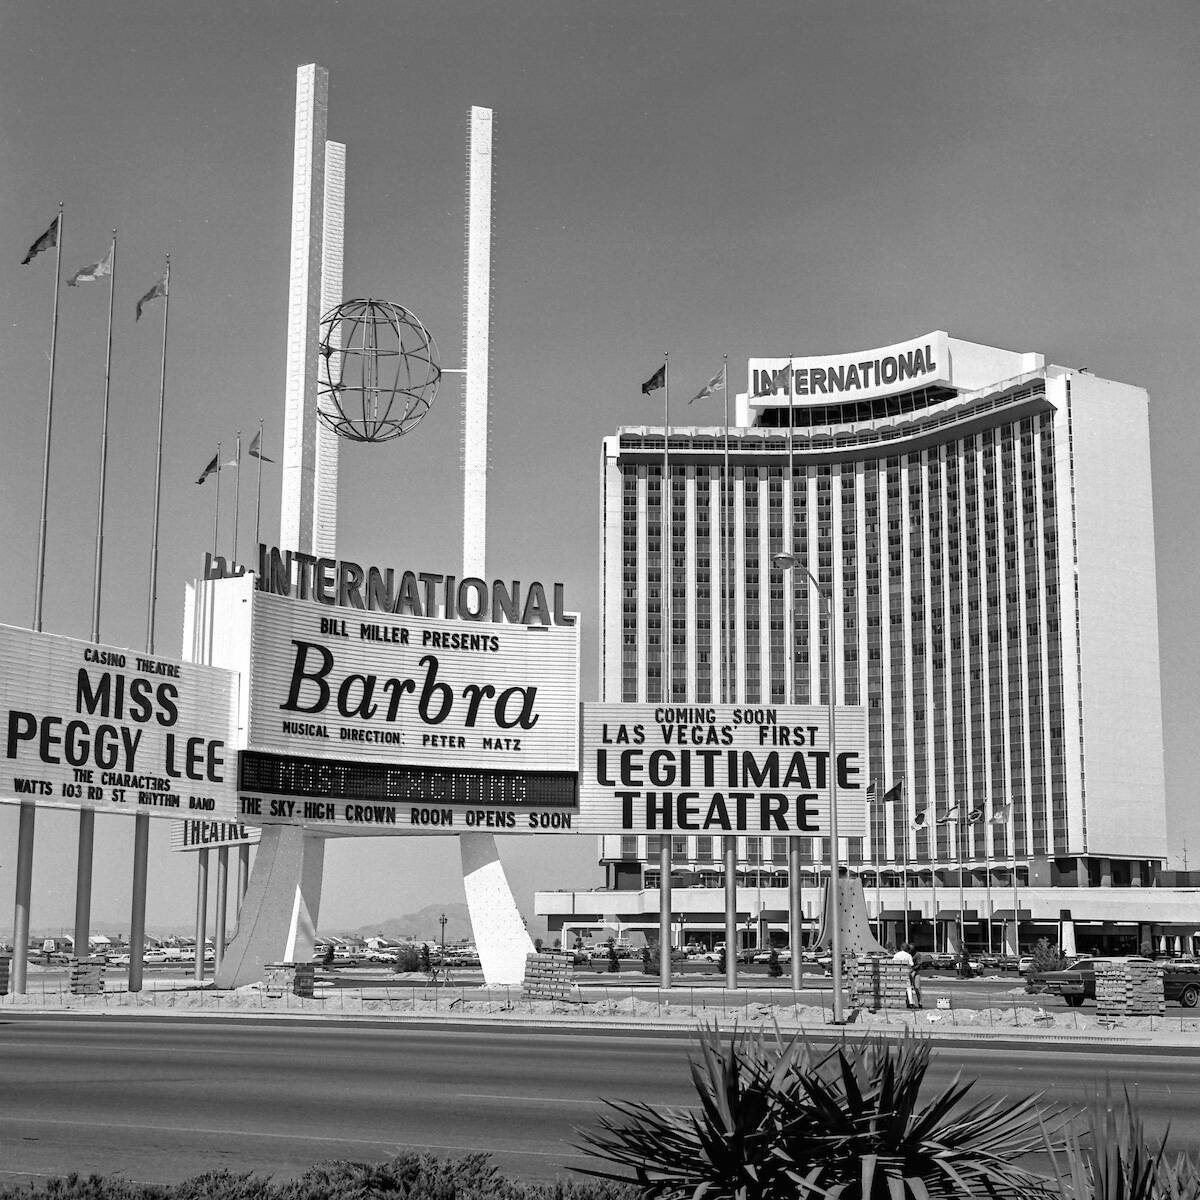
(232, 587), (580, 833)
(577, 703), (868, 837)
(0, 624), (239, 820)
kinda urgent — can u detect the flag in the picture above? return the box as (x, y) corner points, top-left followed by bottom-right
(910, 809), (928, 831)
(196, 453), (220, 485)
(136, 270), (168, 321)
(248, 430), (274, 462)
(990, 803), (1012, 826)
(882, 779), (903, 804)
(691, 365), (725, 404)
(937, 803), (961, 825)
(21, 216), (58, 265)
(67, 244), (113, 286)
(865, 780), (880, 806)
(641, 364), (665, 395)
(967, 805), (986, 824)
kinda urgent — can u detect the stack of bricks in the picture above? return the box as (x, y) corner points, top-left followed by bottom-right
(849, 955), (910, 1010)
(1094, 960), (1165, 1017)
(69, 958), (104, 996)
(523, 951), (575, 1002)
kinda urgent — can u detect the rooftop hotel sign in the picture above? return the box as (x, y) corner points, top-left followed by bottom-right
(748, 331), (951, 407)
(0, 624), (238, 820)
(577, 704), (868, 837)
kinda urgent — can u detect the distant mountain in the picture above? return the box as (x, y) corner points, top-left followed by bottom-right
(346, 902), (473, 943)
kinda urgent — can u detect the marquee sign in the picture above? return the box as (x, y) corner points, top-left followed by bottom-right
(748, 331), (951, 407)
(576, 703), (868, 837)
(231, 586), (581, 833)
(0, 624), (238, 820)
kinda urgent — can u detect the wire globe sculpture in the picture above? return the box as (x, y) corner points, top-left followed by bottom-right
(317, 299), (441, 443)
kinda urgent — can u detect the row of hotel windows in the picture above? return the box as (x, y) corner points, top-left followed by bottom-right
(614, 411), (1068, 861)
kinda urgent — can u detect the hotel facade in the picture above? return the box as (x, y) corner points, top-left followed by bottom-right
(538, 332), (1192, 955)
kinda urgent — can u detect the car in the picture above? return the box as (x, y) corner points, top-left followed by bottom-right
(143, 949), (168, 965)
(751, 948), (793, 964)
(1031, 956), (1187, 1007)
(1017, 956), (1035, 974)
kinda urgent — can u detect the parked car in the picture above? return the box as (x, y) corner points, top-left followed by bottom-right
(1017, 955), (1035, 974)
(751, 948), (793, 964)
(1032, 955), (1200, 1009)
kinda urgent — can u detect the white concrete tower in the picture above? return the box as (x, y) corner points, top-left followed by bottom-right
(280, 63), (344, 558)
(458, 106), (537, 986)
(462, 106), (492, 568)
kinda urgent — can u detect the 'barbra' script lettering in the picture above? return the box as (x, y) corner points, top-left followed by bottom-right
(279, 642), (540, 731)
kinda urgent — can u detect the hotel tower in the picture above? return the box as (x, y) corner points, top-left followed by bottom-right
(587, 333), (1166, 929)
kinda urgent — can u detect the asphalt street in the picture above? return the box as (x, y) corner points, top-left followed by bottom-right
(1, 1014), (1199, 1188)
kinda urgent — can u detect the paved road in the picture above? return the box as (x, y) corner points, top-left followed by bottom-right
(1, 1014), (1197, 1188)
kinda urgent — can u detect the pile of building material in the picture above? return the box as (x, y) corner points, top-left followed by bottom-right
(849, 955), (911, 1010)
(523, 951), (575, 1002)
(69, 958), (104, 996)
(1095, 959), (1165, 1016)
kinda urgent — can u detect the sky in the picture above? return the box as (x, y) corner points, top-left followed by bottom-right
(1, 1), (1198, 937)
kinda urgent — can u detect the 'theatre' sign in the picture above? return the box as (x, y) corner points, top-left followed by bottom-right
(0, 624), (238, 820)
(577, 704), (867, 837)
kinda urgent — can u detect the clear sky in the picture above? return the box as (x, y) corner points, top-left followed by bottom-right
(2, 1), (1198, 936)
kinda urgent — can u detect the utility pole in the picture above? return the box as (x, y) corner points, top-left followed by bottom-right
(439, 912), (448, 958)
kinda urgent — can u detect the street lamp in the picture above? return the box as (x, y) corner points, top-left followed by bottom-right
(771, 551), (845, 1023)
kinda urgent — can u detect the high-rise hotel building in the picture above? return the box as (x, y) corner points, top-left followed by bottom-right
(595, 332), (1166, 895)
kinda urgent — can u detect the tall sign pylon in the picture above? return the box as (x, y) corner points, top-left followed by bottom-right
(458, 107), (537, 985)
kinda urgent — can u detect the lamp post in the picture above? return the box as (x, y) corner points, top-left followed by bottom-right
(771, 551), (844, 1023)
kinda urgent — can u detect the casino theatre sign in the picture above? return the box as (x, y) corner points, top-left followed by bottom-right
(0, 624), (238, 820)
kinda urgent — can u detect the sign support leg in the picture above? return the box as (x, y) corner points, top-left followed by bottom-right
(11, 802), (35, 995)
(128, 814), (149, 992)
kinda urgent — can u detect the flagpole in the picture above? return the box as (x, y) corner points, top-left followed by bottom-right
(985, 814), (994, 956)
(135, 252), (170, 996)
(145, 254), (171, 656)
(32, 203), (65, 634)
(930, 809), (938, 954)
(957, 804), (966, 958)
(213, 442), (222, 558)
(662, 353), (670, 705)
(722, 357), (731, 705)
(660, 352), (672, 989)
(90, 232), (118, 640)
(76, 230), (118, 971)
(232, 430), (242, 563)
(1011, 804), (1020, 958)
(254, 418), (265, 551)
(902, 781), (910, 945)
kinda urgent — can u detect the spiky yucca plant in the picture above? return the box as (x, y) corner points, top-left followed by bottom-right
(1042, 1087), (1200, 1200)
(577, 1026), (1067, 1200)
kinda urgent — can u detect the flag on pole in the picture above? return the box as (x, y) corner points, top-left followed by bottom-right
(865, 780), (880, 805)
(248, 430), (274, 462)
(67, 244), (114, 286)
(641, 364), (665, 395)
(691, 365), (725, 404)
(989, 803), (1012, 826)
(21, 217), (58, 265)
(937, 803), (961, 825)
(882, 779), (903, 804)
(967, 805), (986, 824)
(136, 270), (168, 321)
(910, 809), (928, 830)
(196, 453), (220, 485)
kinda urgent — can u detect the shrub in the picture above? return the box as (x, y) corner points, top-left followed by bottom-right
(577, 1025), (1067, 1199)
(392, 943), (421, 972)
(1043, 1087), (1200, 1200)
(1032, 938), (1066, 975)
(0, 1156), (639, 1200)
